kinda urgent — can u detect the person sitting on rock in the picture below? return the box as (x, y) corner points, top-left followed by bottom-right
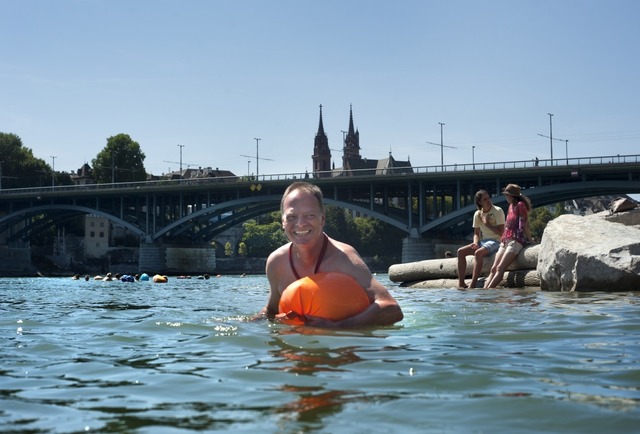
(457, 190), (505, 288)
(485, 184), (532, 288)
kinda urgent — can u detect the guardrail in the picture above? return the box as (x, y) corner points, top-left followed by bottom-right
(0, 154), (638, 196)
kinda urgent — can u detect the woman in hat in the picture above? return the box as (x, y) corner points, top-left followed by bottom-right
(484, 184), (532, 288)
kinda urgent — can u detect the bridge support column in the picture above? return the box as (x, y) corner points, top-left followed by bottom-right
(139, 242), (217, 274)
(401, 231), (435, 263)
(139, 243), (165, 273)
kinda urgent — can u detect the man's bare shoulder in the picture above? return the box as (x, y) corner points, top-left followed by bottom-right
(266, 242), (290, 272)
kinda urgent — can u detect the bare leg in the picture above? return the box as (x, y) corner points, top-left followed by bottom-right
(456, 244), (474, 288)
(486, 250), (518, 288)
(470, 247), (489, 288)
(484, 247), (505, 288)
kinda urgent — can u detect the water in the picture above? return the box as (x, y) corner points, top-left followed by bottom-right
(1, 276), (639, 433)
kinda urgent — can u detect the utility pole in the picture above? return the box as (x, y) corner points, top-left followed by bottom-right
(426, 122), (456, 170)
(240, 138), (273, 180)
(51, 156), (56, 186)
(254, 138), (261, 178)
(472, 145), (476, 169)
(538, 111), (566, 166)
(177, 144), (185, 176)
(548, 113), (554, 164)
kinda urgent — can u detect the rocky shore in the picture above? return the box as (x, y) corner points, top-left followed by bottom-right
(389, 207), (640, 292)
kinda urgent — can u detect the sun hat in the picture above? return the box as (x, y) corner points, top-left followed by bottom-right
(502, 184), (522, 197)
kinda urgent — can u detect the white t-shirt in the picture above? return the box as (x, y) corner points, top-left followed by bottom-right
(472, 204), (505, 242)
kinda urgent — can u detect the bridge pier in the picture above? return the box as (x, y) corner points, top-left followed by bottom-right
(401, 235), (435, 263)
(139, 242), (217, 275)
(139, 243), (165, 273)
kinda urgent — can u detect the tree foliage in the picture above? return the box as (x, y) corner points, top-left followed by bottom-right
(92, 134), (147, 183)
(0, 132), (53, 189)
(529, 203), (564, 242)
(324, 206), (358, 246)
(241, 213), (287, 258)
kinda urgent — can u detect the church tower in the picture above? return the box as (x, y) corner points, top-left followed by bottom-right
(343, 104), (361, 168)
(312, 104), (332, 177)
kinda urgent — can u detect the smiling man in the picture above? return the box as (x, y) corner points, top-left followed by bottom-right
(257, 181), (403, 328)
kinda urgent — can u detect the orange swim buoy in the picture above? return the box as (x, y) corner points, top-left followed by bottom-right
(152, 274), (168, 283)
(277, 272), (371, 326)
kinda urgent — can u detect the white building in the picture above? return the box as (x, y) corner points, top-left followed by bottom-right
(85, 215), (110, 258)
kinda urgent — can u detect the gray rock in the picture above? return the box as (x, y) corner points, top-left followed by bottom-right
(538, 209), (640, 291)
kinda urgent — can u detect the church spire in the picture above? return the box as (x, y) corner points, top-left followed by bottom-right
(312, 104), (331, 177)
(348, 104), (355, 136)
(317, 104), (326, 136)
(343, 104), (361, 167)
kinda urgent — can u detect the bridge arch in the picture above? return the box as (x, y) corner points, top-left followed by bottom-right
(0, 204), (146, 241)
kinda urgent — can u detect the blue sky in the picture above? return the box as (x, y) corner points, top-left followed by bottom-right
(2, 0), (639, 178)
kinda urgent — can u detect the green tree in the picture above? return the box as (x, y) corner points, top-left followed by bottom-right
(241, 218), (287, 257)
(92, 134), (147, 183)
(529, 203), (565, 242)
(238, 242), (248, 256)
(0, 132), (51, 189)
(324, 206), (358, 246)
(224, 241), (234, 256)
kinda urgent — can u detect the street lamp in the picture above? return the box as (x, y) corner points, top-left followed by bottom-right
(177, 144), (185, 176)
(439, 122), (445, 168)
(472, 145), (476, 169)
(50, 156), (56, 187)
(254, 138), (262, 178)
(548, 113), (554, 165)
(565, 139), (569, 164)
(111, 151), (116, 184)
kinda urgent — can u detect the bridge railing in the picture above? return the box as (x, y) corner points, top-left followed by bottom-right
(1, 154), (638, 196)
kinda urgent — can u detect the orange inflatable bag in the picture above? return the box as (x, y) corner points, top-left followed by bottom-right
(277, 272), (371, 325)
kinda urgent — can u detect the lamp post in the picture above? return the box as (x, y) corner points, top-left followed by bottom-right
(439, 122), (445, 168)
(254, 138), (261, 178)
(177, 144), (185, 176)
(472, 145), (476, 169)
(565, 139), (569, 164)
(247, 160), (251, 177)
(548, 113), (554, 165)
(111, 151), (116, 184)
(50, 156), (56, 187)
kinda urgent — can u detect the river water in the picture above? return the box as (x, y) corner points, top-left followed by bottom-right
(1, 275), (639, 433)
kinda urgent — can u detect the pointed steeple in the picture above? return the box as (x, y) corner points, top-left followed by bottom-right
(312, 104), (331, 177)
(348, 104), (355, 136)
(317, 104), (326, 136)
(343, 104), (361, 167)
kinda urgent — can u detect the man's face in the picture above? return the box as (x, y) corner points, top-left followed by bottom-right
(480, 193), (492, 209)
(281, 190), (325, 244)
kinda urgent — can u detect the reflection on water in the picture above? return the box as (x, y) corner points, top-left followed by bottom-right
(1, 277), (639, 433)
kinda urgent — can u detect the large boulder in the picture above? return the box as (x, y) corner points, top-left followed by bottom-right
(538, 209), (640, 291)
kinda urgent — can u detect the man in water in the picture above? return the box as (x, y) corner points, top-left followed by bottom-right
(256, 181), (403, 327)
(457, 190), (505, 288)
